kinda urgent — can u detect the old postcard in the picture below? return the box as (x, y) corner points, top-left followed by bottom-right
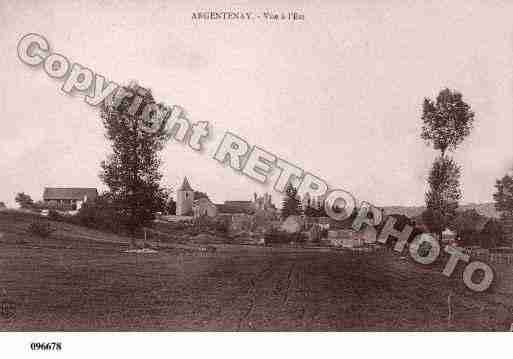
(1, 0), (512, 357)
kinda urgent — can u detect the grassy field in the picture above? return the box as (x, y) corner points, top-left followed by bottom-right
(0, 211), (512, 331)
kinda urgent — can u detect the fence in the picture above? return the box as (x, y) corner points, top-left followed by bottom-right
(472, 252), (513, 265)
(341, 244), (513, 264)
(461, 247), (513, 265)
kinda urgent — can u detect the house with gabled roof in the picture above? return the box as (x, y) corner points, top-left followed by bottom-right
(43, 187), (98, 211)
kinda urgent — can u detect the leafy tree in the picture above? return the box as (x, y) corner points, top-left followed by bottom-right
(421, 208), (445, 239)
(421, 88), (474, 238)
(493, 174), (513, 215)
(281, 183), (302, 219)
(100, 82), (170, 245)
(423, 156), (461, 238)
(449, 209), (483, 233)
(156, 187), (175, 214)
(448, 209), (484, 246)
(493, 173), (513, 245)
(421, 88), (474, 157)
(0, 202), (6, 209)
(479, 219), (503, 249)
(166, 197), (176, 215)
(15, 192), (34, 209)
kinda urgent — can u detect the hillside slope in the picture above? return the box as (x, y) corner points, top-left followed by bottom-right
(383, 202), (500, 219)
(0, 210), (131, 249)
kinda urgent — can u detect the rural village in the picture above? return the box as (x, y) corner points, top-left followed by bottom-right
(1, 80), (513, 331)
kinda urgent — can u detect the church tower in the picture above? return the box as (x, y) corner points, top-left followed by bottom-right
(176, 177), (194, 215)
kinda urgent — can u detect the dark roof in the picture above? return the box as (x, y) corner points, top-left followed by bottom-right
(179, 177), (193, 191)
(43, 187), (98, 201)
(217, 201), (254, 214)
(224, 201), (252, 205)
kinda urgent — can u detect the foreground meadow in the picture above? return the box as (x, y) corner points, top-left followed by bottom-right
(0, 211), (511, 331)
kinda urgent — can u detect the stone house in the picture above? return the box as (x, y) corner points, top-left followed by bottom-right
(176, 176), (277, 219)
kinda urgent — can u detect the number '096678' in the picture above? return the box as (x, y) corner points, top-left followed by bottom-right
(30, 342), (62, 351)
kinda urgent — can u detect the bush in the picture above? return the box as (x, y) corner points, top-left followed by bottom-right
(74, 196), (124, 234)
(479, 219), (504, 249)
(457, 229), (480, 247)
(48, 209), (64, 221)
(15, 192), (34, 209)
(187, 216), (229, 236)
(28, 221), (55, 238)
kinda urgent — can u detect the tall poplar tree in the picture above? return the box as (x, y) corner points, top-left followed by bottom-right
(100, 82), (170, 245)
(420, 88), (474, 238)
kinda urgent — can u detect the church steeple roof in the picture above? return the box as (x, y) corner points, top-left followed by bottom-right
(179, 176), (193, 191)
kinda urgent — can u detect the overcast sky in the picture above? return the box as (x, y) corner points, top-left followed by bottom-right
(1, 0), (512, 208)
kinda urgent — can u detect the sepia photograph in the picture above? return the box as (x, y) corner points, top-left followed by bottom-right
(0, 0), (512, 356)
